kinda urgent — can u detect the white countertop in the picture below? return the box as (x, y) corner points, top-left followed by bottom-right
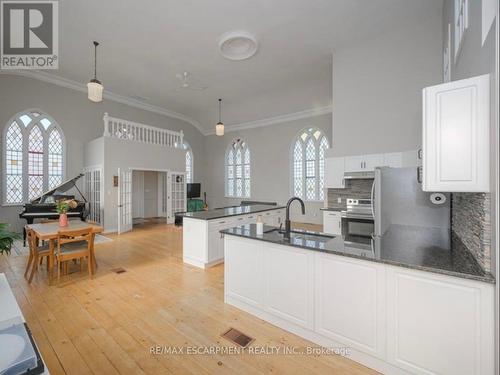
(0, 273), (50, 374)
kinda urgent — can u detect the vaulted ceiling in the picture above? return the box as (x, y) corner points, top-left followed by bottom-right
(47, 0), (441, 133)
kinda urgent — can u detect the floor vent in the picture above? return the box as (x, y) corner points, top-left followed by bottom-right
(111, 267), (127, 274)
(221, 328), (254, 348)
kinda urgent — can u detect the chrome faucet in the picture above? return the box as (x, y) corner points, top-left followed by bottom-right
(284, 197), (305, 238)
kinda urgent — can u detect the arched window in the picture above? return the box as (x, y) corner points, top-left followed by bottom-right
(182, 142), (193, 183)
(226, 138), (250, 198)
(3, 110), (65, 204)
(292, 128), (329, 201)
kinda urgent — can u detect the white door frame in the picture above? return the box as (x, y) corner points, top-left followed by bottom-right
(117, 168), (133, 234)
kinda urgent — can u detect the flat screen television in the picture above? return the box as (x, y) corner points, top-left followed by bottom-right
(187, 183), (201, 199)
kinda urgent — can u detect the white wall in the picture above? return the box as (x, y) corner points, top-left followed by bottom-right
(99, 137), (184, 232)
(132, 170), (144, 218)
(203, 113), (332, 225)
(331, 10), (443, 157)
(0, 74), (204, 232)
(442, 0), (497, 275)
(143, 171), (158, 218)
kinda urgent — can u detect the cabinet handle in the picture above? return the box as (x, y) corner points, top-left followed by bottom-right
(338, 221), (341, 228)
(238, 217), (243, 221)
(417, 166), (422, 184)
(418, 149), (423, 160)
(360, 162), (363, 169)
(218, 221), (226, 224)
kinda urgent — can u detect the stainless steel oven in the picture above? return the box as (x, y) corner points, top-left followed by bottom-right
(341, 198), (374, 238)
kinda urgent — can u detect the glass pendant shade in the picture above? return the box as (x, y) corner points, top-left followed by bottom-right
(87, 79), (103, 102)
(216, 121), (225, 136)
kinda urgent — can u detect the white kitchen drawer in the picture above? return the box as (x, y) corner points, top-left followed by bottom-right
(323, 211), (342, 235)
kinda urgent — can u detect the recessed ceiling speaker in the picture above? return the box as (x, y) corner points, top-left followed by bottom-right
(218, 31), (258, 61)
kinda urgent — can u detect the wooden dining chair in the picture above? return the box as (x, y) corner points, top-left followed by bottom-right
(56, 227), (95, 284)
(85, 220), (100, 269)
(25, 227), (51, 284)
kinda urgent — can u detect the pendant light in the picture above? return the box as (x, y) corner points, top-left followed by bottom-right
(216, 98), (224, 136)
(87, 41), (103, 102)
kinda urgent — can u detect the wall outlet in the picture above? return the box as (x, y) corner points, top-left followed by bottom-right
(337, 197), (342, 203)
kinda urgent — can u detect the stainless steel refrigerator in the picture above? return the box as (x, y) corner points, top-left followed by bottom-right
(373, 167), (450, 237)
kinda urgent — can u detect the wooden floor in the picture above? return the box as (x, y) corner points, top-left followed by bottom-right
(0, 222), (378, 375)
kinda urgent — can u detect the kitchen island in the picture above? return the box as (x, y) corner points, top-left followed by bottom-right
(222, 224), (495, 375)
(179, 204), (284, 268)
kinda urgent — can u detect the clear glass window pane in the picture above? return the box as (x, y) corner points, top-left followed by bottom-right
(226, 139), (250, 198)
(244, 179), (250, 197)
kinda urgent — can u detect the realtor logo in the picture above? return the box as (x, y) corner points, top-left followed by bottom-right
(1, 0), (58, 69)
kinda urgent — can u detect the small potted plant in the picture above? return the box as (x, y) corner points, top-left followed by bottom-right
(56, 199), (78, 227)
(0, 223), (20, 255)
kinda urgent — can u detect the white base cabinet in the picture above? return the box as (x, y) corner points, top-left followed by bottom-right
(315, 253), (386, 359)
(322, 211), (342, 235)
(386, 268), (495, 375)
(183, 208), (284, 268)
(224, 236), (495, 375)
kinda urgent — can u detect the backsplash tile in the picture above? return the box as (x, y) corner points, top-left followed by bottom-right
(451, 193), (491, 272)
(327, 179), (373, 209)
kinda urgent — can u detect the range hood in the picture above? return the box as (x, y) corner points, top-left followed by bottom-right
(343, 171), (375, 180)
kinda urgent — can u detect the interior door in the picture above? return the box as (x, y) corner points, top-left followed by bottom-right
(118, 168), (133, 234)
(157, 172), (168, 218)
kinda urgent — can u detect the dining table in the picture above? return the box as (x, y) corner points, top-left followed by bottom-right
(26, 220), (104, 284)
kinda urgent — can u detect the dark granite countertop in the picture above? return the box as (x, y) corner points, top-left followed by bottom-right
(221, 224), (495, 284)
(177, 204), (285, 221)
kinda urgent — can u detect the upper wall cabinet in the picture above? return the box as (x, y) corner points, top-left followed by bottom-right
(422, 75), (490, 192)
(345, 154), (384, 172)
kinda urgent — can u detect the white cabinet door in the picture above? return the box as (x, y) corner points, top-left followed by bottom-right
(383, 153), (402, 168)
(207, 229), (220, 263)
(224, 237), (264, 308)
(325, 157), (345, 188)
(423, 74), (490, 192)
(323, 211), (341, 235)
(315, 253), (386, 358)
(363, 154), (384, 171)
(345, 155), (365, 172)
(261, 211), (275, 226)
(386, 267), (495, 375)
(264, 244), (314, 329)
(345, 154), (384, 172)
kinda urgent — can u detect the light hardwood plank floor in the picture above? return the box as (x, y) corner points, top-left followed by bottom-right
(0, 222), (378, 375)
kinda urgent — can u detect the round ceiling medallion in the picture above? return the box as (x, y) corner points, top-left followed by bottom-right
(218, 31), (258, 61)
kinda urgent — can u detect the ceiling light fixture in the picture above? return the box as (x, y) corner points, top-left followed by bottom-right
(87, 41), (103, 102)
(216, 98), (224, 136)
(219, 31), (258, 61)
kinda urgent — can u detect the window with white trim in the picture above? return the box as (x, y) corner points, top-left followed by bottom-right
(454, 0), (468, 60)
(225, 138), (250, 198)
(182, 142), (193, 183)
(292, 128), (329, 201)
(3, 110), (65, 204)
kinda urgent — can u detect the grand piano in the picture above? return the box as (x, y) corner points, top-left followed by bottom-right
(19, 174), (88, 245)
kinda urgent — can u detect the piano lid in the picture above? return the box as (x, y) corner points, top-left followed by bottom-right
(31, 173), (86, 203)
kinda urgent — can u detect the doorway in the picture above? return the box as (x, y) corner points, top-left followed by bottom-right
(117, 168), (186, 234)
(131, 170), (167, 227)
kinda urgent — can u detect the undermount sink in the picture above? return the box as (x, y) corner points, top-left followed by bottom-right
(0, 333), (26, 371)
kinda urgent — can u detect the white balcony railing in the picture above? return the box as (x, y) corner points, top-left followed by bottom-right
(103, 113), (184, 148)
